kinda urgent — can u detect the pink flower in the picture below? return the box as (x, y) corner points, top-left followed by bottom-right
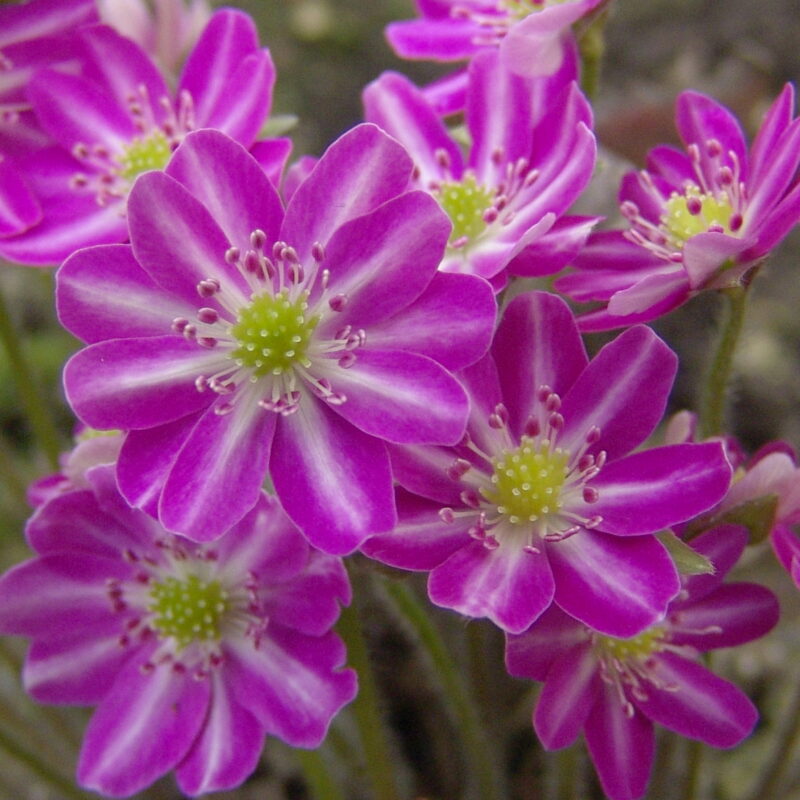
(386, 0), (604, 79)
(506, 524), (779, 800)
(0, 466), (357, 797)
(0, 8), (283, 265)
(57, 126), (495, 553)
(363, 48), (597, 285)
(557, 85), (800, 330)
(0, 0), (98, 236)
(363, 291), (731, 635)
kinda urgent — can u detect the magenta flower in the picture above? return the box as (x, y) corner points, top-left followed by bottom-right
(506, 524), (779, 800)
(386, 0), (604, 79)
(0, 8), (282, 265)
(363, 291), (731, 635)
(58, 125), (494, 553)
(363, 48), (597, 285)
(557, 84), (800, 330)
(0, 0), (98, 237)
(0, 466), (357, 797)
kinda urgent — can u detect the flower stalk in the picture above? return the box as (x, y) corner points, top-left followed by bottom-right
(383, 578), (506, 800)
(337, 569), (401, 800)
(699, 284), (749, 439)
(0, 282), (61, 468)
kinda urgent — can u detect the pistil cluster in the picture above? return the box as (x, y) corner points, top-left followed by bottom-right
(620, 137), (745, 264)
(173, 229), (363, 417)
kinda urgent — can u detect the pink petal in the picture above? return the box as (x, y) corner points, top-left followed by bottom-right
(78, 651), (211, 796)
(158, 397), (276, 541)
(280, 124), (414, 267)
(166, 128), (284, 255)
(428, 540), (555, 633)
(549, 531), (680, 638)
(270, 396), (396, 555)
(492, 291), (588, 439)
(636, 653), (758, 747)
(225, 627), (357, 748)
(534, 643), (599, 749)
(322, 349), (468, 445)
(176, 672), (265, 796)
(63, 337), (221, 430)
(57, 244), (194, 342)
(585, 685), (654, 800)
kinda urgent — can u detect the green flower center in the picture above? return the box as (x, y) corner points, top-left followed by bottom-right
(482, 437), (569, 524)
(148, 574), (229, 649)
(594, 626), (666, 661)
(230, 290), (317, 377)
(662, 188), (734, 242)
(117, 130), (172, 181)
(438, 174), (494, 245)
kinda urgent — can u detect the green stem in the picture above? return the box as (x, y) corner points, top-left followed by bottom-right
(337, 573), (401, 800)
(295, 747), (346, 800)
(0, 724), (89, 800)
(0, 283), (61, 468)
(576, 3), (611, 101)
(383, 579), (505, 800)
(0, 431), (28, 508)
(683, 737), (704, 800)
(744, 676), (800, 800)
(699, 285), (748, 439)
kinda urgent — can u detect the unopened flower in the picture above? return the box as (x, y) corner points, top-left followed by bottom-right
(506, 524), (779, 800)
(363, 291), (731, 635)
(27, 426), (123, 508)
(386, 0), (604, 79)
(0, 8), (282, 265)
(557, 85), (800, 330)
(720, 442), (800, 588)
(363, 49), (597, 285)
(0, 466), (357, 797)
(58, 125), (494, 553)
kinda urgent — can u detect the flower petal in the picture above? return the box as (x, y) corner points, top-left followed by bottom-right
(558, 325), (677, 460)
(166, 128), (283, 254)
(57, 244), (194, 342)
(428, 540), (555, 633)
(226, 627), (357, 748)
(175, 672), (265, 796)
(322, 349), (468, 445)
(534, 643), (599, 749)
(63, 337), (220, 430)
(24, 617), (130, 704)
(585, 685), (654, 800)
(549, 530), (680, 638)
(77, 651), (211, 797)
(158, 394), (276, 541)
(280, 124), (414, 266)
(270, 395), (396, 554)
(364, 271), (496, 371)
(315, 190), (450, 327)
(493, 291), (587, 439)
(583, 443), (731, 535)
(361, 488), (471, 571)
(178, 10), (273, 142)
(636, 652), (757, 747)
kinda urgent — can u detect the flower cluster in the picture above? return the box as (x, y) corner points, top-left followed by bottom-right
(0, 1), (797, 799)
